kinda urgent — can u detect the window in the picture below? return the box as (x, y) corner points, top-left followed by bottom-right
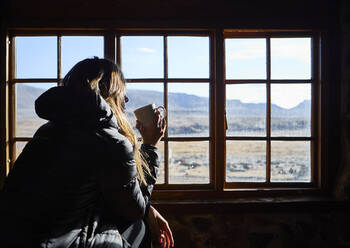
(7, 29), (321, 199)
(224, 31), (318, 189)
(9, 34), (104, 168)
(120, 34), (212, 188)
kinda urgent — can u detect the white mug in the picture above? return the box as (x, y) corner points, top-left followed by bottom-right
(133, 104), (165, 127)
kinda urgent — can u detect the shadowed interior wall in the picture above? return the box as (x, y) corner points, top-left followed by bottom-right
(334, 0), (350, 200)
(164, 210), (350, 248)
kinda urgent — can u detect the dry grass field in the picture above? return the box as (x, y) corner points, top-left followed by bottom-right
(15, 116), (310, 185)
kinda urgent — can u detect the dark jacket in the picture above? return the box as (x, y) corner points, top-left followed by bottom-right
(0, 86), (159, 247)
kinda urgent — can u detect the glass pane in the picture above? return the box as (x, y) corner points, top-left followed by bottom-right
(17, 83), (55, 137)
(226, 141), (266, 182)
(121, 36), (163, 78)
(226, 84), (266, 136)
(168, 83), (209, 137)
(169, 141), (209, 184)
(62, 36), (104, 77)
(16, 37), (57, 78)
(271, 38), (311, 79)
(168, 36), (209, 78)
(271, 141), (311, 182)
(126, 83), (164, 132)
(16, 142), (27, 161)
(225, 38), (266, 79)
(271, 84), (311, 136)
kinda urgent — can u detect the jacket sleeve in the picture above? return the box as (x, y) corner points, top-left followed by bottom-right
(99, 139), (159, 223)
(139, 144), (160, 214)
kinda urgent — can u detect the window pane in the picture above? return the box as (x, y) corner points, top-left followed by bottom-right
(226, 141), (266, 182)
(271, 141), (311, 182)
(16, 142), (27, 161)
(226, 84), (266, 136)
(168, 83), (209, 137)
(126, 83), (164, 132)
(168, 37), (209, 78)
(17, 83), (55, 137)
(225, 38), (266, 79)
(62, 36), (104, 77)
(16, 37), (57, 78)
(271, 84), (311, 137)
(271, 38), (311, 79)
(169, 141), (209, 184)
(121, 36), (163, 78)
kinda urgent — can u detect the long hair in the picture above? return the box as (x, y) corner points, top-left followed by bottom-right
(62, 57), (150, 185)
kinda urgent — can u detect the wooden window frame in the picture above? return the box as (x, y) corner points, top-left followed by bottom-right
(116, 30), (215, 190)
(223, 30), (321, 190)
(5, 28), (324, 201)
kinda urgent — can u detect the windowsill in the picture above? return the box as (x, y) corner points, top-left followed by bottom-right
(152, 196), (350, 214)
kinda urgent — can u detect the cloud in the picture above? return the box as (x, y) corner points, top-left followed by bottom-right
(138, 47), (155, 53)
(196, 55), (209, 61)
(271, 41), (310, 63)
(227, 38), (310, 62)
(228, 43), (265, 60)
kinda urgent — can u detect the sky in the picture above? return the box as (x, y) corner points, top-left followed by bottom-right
(16, 36), (311, 109)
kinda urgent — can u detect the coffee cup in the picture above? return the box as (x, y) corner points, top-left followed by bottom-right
(133, 104), (166, 127)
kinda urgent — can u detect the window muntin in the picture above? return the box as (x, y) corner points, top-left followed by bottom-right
(8, 30), (321, 197)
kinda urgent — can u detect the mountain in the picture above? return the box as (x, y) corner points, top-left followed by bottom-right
(16, 84), (311, 119)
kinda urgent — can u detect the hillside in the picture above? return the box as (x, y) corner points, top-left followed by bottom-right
(17, 84), (311, 118)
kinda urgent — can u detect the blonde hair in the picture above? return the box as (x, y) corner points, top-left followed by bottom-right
(62, 57), (150, 185)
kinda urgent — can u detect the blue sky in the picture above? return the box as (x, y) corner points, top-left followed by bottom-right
(16, 36), (311, 109)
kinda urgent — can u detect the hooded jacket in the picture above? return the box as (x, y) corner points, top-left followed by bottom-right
(1, 86), (159, 247)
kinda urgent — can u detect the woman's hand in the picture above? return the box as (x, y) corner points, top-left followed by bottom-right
(136, 110), (166, 147)
(146, 205), (174, 248)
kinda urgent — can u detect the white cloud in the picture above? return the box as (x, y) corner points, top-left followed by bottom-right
(228, 47), (265, 60)
(196, 55), (209, 61)
(138, 47), (155, 53)
(226, 39), (266, 60)
(226, 38), (310, 62)
(271, 38), (311, 63)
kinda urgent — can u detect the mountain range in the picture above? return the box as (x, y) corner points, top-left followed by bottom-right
(17, 84), (311, 118)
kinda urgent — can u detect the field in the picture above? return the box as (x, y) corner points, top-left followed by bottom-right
(15, 114), (311, 185)
(154, 138), (310, 185)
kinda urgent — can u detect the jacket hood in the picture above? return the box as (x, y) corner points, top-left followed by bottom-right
(35, 86), (118, 128)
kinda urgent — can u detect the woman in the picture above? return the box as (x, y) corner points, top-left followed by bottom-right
(0, 58), (174, 248)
